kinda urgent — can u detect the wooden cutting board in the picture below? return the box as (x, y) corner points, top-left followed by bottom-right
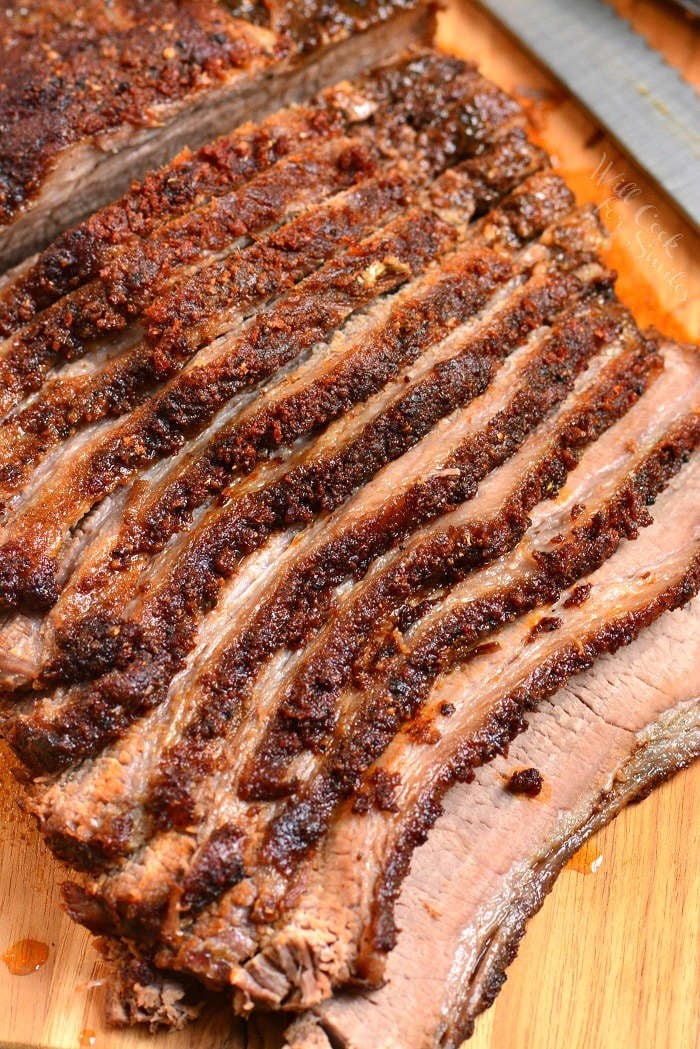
(1, 2), (698, 1047)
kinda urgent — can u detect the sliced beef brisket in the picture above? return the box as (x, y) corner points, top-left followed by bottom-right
(0, 46), (697, 1039)
(278, 601), (699, 1048)
(221, 455), (699, 1012)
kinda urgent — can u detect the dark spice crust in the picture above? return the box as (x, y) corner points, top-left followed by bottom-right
(0, 103), (341, 334)
(0, 158), (398, 504)
(0, 143), (384, 434)
(6, 312), (654, 879)
(132, 244), (523, 558)
(225, 1), (424, 52)
(131, 249), (515, 553)
(40, 170), (565, 692)
(251, 341), (665, 875)
(89, 325), (646, 902)
(6, 178), (570, 704)
(102, 138), (380, 317)
(148, 288), (625, 817)
(361, 552), (700, 970)
(506, 767), (543, 796)
(388, 418), (699, 690)
(6, 250), (573, 784)
(27, 267), (601, 870)
(0, 58), (520, 430)
(0, 2), (270, 225)
(244, 304), (639, 812)
(146, 272), (598, 830)
(0, 58), (526, 615)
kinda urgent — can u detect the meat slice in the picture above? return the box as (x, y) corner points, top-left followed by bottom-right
(10, 282), (634, 789)
(241, 348), (698, 804)
(0, 1), (436, 268)
(0, 50), (533, 705)
(0, 69), (529, 623)
(277, 600), (700, 1049)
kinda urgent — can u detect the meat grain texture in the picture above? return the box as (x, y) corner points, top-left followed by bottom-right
(0, 36), (697, 1049)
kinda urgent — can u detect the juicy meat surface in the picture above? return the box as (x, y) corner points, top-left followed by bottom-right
(0, 1), (435, 267)
(0, 47), (697, 1035)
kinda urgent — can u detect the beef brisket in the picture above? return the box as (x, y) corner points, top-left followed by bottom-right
(0, 1), (435, 268)
(0, 46), (697, 1039)
(277, 601), (700, 1048)
(150, 395), (698, 1013)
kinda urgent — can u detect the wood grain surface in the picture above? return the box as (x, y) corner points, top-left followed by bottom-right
(1, 2), (698, 1047)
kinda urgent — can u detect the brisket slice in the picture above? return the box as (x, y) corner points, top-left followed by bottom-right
(0, 207), (455, 611)
(61, 444), (700, 1021)
(0, 137), (387, 424)
(275, 601), (700, 1049)
(0, 1), (435, 268)
(0, 165), (408, 505)
(0, 53), (533, 705)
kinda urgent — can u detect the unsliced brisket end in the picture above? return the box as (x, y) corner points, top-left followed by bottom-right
(0, 1), (436, 269)
(278, 601), (700, 1049)
(94, 938), (208, 1033)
